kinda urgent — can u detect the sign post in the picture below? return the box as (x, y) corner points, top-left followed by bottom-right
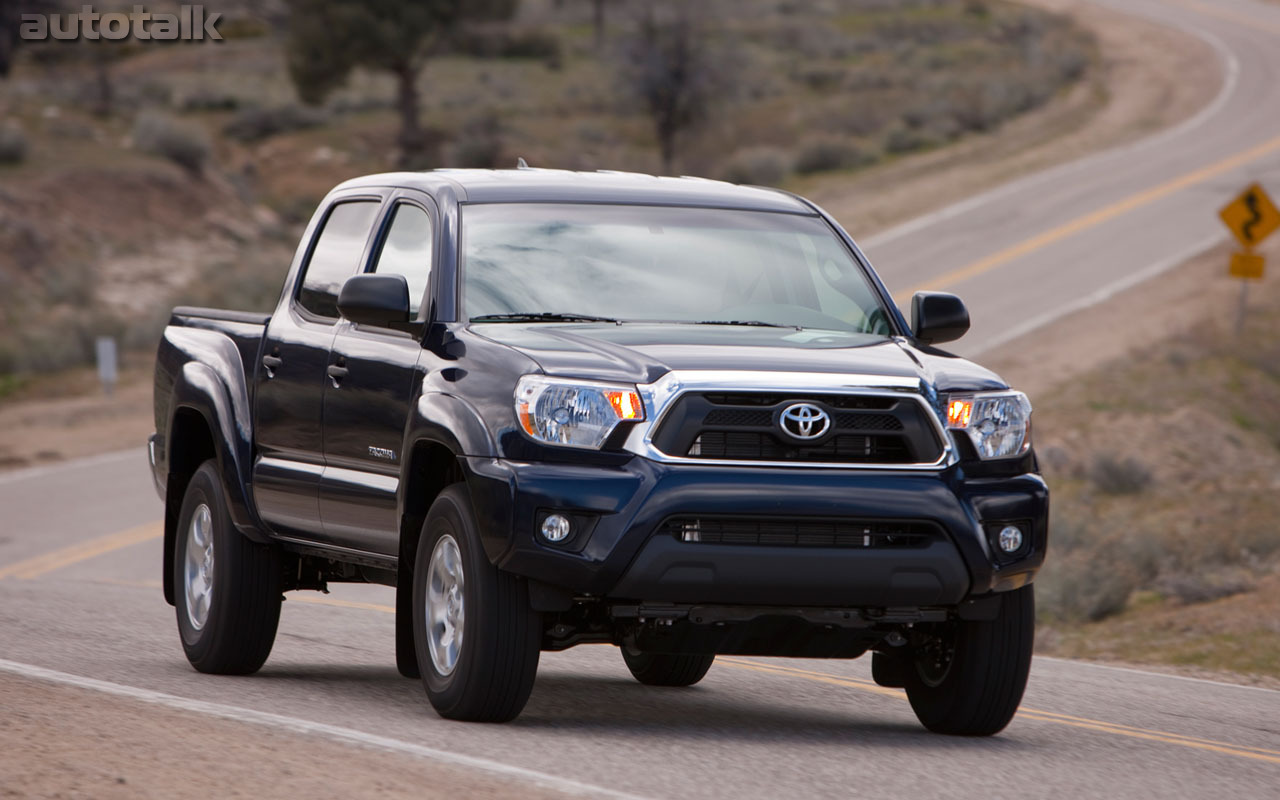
(95, 336), (118, 397)
(1218, 182), (1278, 333)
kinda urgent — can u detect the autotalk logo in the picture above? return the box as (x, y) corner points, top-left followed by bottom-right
(20, 5), (223, 42)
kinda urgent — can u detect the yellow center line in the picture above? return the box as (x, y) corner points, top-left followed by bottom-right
(719, 657), (1280, 765)
(0, 521), (163, 580)
(895, 132), (1280, 302)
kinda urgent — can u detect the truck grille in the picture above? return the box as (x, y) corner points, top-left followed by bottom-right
(663, 516), (938, 548)
(649, 392), (942, 465)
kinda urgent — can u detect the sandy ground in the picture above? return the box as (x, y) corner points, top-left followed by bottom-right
(0, 674), (567, 800)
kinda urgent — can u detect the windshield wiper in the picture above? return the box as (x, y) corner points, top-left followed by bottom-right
(470, 312), (622, 324)
(691, 319), (802, 330)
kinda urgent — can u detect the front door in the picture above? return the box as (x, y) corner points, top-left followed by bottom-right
(319, 196), (437, 556)
(252, 197), (384, 539)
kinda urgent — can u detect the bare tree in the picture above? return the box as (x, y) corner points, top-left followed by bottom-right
(615, 3), (729, 174)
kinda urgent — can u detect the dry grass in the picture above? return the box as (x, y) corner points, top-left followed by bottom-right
(1032, 272), (1280, 679)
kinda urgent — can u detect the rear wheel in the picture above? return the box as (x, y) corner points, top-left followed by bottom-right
(413, 485), (540, 722)
(174, 461), (281, 675)
(903, 585), (1034, 736)
(621, 648), (715, 687)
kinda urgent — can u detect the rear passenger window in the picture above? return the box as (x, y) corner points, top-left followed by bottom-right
(371, 204), (433, 316)
(297, 200), (381, 318)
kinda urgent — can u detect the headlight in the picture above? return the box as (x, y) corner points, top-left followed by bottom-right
(945, 391), (1032, 459)
(515, 375), (645, 449)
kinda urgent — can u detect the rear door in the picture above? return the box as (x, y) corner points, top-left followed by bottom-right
(319, 193), (438, 556)
(252, 195), (385, 538)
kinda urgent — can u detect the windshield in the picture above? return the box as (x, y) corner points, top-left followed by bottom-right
(461, 203), (894, 335)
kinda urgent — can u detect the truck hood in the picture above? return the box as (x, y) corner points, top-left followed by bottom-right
(470, 323), (1008, 393)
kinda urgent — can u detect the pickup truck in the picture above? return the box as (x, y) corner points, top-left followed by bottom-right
(149, 168), (1048, 735)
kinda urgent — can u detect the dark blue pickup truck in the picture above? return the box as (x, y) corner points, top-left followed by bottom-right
(149, 168), (1047, 734)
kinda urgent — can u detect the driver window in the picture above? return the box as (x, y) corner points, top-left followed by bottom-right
(371, 204), (433, 316)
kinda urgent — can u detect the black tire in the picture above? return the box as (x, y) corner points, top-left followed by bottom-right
(903, 585), (1035, 736)
(871, 650), (908, 689)
(174, 461), (281, 675)
(621, 648), (715, 687)
(413, 485), (540, 722)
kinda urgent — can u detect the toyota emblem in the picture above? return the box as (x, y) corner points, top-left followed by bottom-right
(779, 402), (831, 440)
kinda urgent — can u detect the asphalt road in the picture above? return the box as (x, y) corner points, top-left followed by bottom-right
(3, 0), (1280, 797)
(867, 0), (1280, 357)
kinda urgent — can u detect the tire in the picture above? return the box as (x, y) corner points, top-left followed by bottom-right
(174, 460), (281, 675)
(413, 485), (540, 722)
(903, 585), (1035, 736)
(621, 648), (715, 687)
(871, 650), (908, 689)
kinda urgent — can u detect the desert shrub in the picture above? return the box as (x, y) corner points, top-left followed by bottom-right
(1088, 453), (1153, 495)
(452, 27), (561, 60)
(720, 147), (792, 186)
(223, 105), (326, 142)
(793, 136), (876, 174)
(1158, 570), (1254, 606)
(0, 124), (28, 165)
(1038, 555), (1141, 622)
(176, 88), (242, 112)
(132, 113), (211, 176)
(882, 124), (941, 155)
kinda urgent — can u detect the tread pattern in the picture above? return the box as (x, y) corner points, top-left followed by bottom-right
(176, 461), (281, 675)
(416, 485), (540, 722)
(622, 650), (715, 687)
(904, 585), (1034, 736)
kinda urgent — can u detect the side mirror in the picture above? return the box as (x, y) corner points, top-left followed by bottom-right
(911, 291), (969, 345)
(337, 274), (410, 330)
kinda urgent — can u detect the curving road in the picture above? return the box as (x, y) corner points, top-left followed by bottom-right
(3, 0), (1280, 797)
(866, 0), (1280, 357)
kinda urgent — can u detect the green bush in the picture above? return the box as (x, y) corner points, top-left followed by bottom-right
(132, 112), (211, 176)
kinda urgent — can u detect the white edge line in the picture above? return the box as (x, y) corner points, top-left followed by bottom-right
(0, 448), (146, 486)
(860, 3), (1240, 252)
(1035, 655), (1280, 695)
(966, 233), (1225, 356)
(0, 658), (649, 800)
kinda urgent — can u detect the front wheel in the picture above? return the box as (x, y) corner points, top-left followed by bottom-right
(903, 585), (1034, 736)
(413, 485), (540, 722)
(174, 461), (281, 675)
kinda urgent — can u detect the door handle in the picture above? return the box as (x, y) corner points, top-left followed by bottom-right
(262, 354), (283, 378)
(326, 364), (349, 388)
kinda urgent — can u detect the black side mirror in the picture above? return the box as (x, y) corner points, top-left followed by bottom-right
(911, 291), (970, 345)
(337, 274), (410, 330)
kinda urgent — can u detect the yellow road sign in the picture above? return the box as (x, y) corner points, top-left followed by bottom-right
(1229, 250), (1265, 280)
(1219, 183), (1280, 248)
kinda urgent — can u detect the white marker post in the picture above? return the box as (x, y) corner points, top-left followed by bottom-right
(95, 336), (118, 397)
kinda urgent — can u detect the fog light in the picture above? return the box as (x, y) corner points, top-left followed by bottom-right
(998, 525), (1024, 553)
(540, 513), (572, 543)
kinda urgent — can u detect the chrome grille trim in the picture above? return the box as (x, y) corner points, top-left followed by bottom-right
(621, 370), (955, 470)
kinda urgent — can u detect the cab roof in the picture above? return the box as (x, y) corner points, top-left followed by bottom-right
(333, 168), (815, 214)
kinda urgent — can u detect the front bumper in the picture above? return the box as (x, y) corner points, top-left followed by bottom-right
(462, 455), (1048, 607)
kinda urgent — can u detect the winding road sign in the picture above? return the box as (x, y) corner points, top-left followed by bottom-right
(1219, 183), (1280, 248)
